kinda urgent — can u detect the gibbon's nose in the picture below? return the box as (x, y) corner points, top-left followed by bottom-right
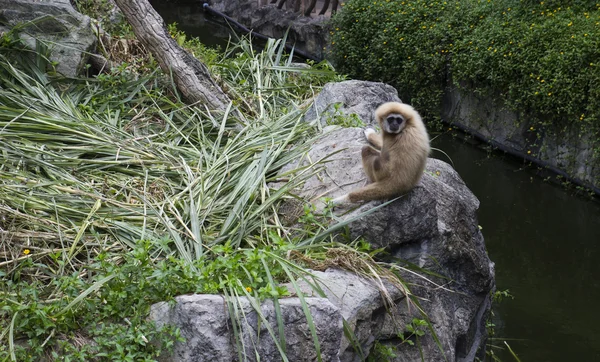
(388, 121), (400, 132)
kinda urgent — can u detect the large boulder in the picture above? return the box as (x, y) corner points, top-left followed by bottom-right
(0, 0), (97, 77)
(152, 131), (495, 361)
(285, 125), (495, 361)
(151, 294), (343, 362)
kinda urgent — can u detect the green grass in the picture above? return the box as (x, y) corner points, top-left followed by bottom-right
(0, 30), (427, 360)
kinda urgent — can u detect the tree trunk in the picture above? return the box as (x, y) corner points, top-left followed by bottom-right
(113, 0), (231, 112)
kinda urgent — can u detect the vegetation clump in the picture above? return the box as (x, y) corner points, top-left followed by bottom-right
(0, 23), (331, 359)
(0, 15), (427, 360)
(331, 0), (600, 163)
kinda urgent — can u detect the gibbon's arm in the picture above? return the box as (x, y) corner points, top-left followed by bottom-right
(364, 128), (383, 150)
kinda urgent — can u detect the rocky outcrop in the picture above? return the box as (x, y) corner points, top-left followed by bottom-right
(208, 0), (330, 60)
(0, 0), (96, 77)
(280, 126), (495, 361)
(151, 80), (495, 361)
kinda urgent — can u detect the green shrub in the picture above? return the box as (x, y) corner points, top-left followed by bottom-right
(330, 0), (455, 119)
(331, 0), (600, 134)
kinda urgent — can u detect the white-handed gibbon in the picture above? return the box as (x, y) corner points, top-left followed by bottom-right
(332, 102), (430, 205)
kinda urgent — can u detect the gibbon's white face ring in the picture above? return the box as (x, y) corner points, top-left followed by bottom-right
(383, 114), (406, 134)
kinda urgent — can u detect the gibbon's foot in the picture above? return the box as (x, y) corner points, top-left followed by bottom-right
(364, 128), (377, 139)
(331, 194), (350, 207)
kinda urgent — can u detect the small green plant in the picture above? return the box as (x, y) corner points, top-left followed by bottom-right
(484, 289), (521, 362)
(324, 102), (367, 128)
(73, 0), (133, 36)
(492, 289), (514, 303)
(398, 318), (428, 346)
(367, 341), (398, 362)
(0, 240), (187, 361)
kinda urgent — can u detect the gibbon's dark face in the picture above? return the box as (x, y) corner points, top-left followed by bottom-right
(383, 113), (406, 134)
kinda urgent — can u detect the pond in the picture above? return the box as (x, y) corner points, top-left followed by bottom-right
(150, 2), (600, 361)
(431, 135), (600, 362)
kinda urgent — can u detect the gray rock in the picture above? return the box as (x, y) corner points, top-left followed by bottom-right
(210, 0), (330, 60)
(0, 0), (97, 77)
(287, 268), (408, 362)
(304, 80), (401, 126)
(278, 125), (495, 361)
(150, 294), (343, 362)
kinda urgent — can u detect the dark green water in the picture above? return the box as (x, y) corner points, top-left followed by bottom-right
(431, 134), (600, 362)
(151, 3), (600, 360)
(150, 1), (233, 48)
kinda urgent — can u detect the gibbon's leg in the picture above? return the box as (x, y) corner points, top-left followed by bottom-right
(347, 182), (395, 203)
(318, 0), (330, 15)
(332, 181), (396, 206)
(361, 145), (380, 183)
(364, 128), (382, 150)
(277, 0), (286, 10)
(304, 0), (317, 16)
(332, 147), (381, 206)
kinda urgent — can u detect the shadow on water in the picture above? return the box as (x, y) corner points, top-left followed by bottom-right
(151, 2), (600, 361)
(432, 133), (600, 362)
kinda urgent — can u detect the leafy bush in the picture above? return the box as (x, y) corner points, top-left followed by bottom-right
(330, 0), (454, 118)
(331, 0), (600, 134)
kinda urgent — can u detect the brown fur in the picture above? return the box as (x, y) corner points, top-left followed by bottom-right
(336, 102), (430, 204)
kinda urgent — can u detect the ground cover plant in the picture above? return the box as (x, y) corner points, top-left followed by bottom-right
(331, 0), (600, 178)
(0, 22), (432, 360)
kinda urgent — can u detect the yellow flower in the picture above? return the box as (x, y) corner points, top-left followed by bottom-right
(530, 126), (534, 131)
(246, 286), (252, 292)
(23, 249), (30, 255)
(548, 92), (552, 96)
(527, 150), (532, 154)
